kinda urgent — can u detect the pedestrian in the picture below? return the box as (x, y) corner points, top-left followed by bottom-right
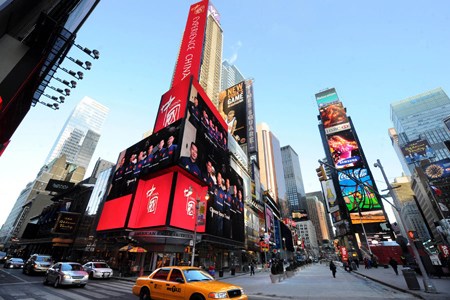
(388, 257), (399, 275)
(329, 261), (337, 278)
(250, 261), (255, 276)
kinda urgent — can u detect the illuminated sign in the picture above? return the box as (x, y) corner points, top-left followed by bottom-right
(96, 195), (132, 231)
(401, 139), (435, 164)
(422, 158), (450, 180)
(327, 130), (362, 169)
(319, 102), (350, 135)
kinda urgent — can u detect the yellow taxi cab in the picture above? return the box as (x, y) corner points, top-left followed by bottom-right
(132, 266), (248, 300)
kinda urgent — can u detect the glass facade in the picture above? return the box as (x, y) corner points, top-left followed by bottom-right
(45, 96), (109, 169)
(281, 145), (306, 211)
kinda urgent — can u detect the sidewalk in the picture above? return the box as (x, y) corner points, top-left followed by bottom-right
(350, 265), (450, 300)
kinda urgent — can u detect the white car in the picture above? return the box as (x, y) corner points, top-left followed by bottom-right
(83, 261), (113, 279)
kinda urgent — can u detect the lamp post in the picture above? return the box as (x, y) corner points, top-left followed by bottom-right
(374, 159), (437, 293)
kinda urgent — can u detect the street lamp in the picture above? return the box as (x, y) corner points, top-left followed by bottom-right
(374, 159), (437, 294)
(191, 193), (209, 267)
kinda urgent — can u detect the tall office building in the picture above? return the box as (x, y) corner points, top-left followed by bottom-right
(306, 195), (330, 243)
(45, 96), (109, 169)
(256, 123), (288, 216)
(281, 145), (306, 211)
(221, 60), (245, 91)
(390, 87), (450, 174)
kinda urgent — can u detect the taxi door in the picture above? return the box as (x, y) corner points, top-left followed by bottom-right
(163, 268), (186, 300)
(148, 268), (171, 299)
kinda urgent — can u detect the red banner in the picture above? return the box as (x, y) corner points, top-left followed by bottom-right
(171, 0), (208, 87)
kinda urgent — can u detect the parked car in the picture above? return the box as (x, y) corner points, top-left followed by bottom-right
(23, 254), (53, 275)
(4, 257), (24, 269)
(0, 251), (7, 263)
(44, 262), (88, 288)
(132, 266), (248, 300)
(83, 261), (113, 279)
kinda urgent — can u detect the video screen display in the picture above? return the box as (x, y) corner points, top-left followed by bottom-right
(319, 102), (350, 135)
(349, 210), (387, 224)
(338, 168), (382, 214)
(96, 195), (132, 231)
(423, 158), (450, 180)
(327, 130), (363, 169)
(218, 81), (248, 146)
(401, 139), (435, 164)
(107, 120), (183, 201)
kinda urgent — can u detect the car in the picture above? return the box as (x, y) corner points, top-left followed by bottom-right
(0, 251), (7, 263)
(132, 266), (248, 300)
(23, 254), (53, 275)
(44, 262), (89, 288)
(83, 261), (113, 279)
(4, 257), (24, 269)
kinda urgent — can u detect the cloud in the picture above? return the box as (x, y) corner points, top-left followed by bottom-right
(227, 41), (242, 64)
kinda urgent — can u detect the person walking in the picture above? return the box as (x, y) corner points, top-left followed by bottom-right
(250, 261), (255, 276)
(388, 257), (399, 275)
(329, 261), (337, 278)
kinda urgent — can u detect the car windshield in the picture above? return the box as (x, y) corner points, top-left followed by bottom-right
(93, 263), (109, 268)
(36, 256), (52, 262)
(61, 264), (83, 271)
(11, 258), (23, 262)
(183, 269), (213, 282)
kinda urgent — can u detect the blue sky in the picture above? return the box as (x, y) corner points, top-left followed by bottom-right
(1, 0), (449, 225)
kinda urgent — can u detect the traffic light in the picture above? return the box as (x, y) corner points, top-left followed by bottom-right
(316, 165), (328, 181)
(184, 246), (191, 253)
(407, 231), (418, 240)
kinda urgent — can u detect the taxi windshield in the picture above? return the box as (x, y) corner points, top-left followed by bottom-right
(183, 269), (213, 282)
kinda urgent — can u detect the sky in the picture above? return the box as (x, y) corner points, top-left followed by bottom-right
(1, 0), (449, 226)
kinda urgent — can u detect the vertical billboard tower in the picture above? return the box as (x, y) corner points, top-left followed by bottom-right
(97, 1), (245, 253)
(316, 88), (392, 254)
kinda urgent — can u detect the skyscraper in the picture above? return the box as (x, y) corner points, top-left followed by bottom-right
(221, 60), (245, 91)
(281, 145), (306, 211)
(45, 96), (109, 169)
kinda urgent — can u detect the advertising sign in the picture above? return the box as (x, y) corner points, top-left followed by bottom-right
(401, 139), (435, 164)
(315, 88), (339, 108)
(127, 173), (174, 228)
(349, 210), (386, 224)
(218, 81), (248, 146)
(423, 158), (450, 180)
(338, 168), (382, 214)
(169, 172), (208, 232)
(53, 212), (80, 235)
(154, 76), (191, 134)
(319, 102), (350, 135)
(327, 130), (363, 169)
(171, 0), (208, 87)
(245, 79), (257, 154)
(292, 209), (308, 222)
(96, 194), (132, 231)
(265, 206), (275, 245)
(321, 179), (338, 212)
(45, 179), (75, 193)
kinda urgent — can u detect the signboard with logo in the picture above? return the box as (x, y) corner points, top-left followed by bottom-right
(53, 212), (80, 235)
(422, 158), (450, 180)
(319, 102), (350, 135)
(96, 194), (133, 231)
(45, 179), (75, 193)
(401, 139), (435, 164)
(327, 130), (363, 170)
(219, 81), (247, 146)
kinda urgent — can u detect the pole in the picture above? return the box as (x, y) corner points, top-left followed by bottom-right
(374, 159), (437, 293)
(191, 198), (199, 267)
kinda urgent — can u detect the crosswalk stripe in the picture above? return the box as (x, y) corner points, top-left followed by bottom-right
(88, 282), (132, 293)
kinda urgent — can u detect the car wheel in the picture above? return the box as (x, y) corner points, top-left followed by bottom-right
(54, 277), (60, 288)
(89, 272), (94, 279)
(190, 294), (205, 300)
(139, 288), (151, 300)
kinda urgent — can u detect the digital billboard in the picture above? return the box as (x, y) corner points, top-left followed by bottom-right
(338, 168), (382, 214)
(171, 0), (208, 87)
(401, 139), (435, 164)
(127, 173), (174, 229)
(218, 81), (247, 146)
(96, 195), (132, 231)
(349, 210), (386, 224)
(327, 130), (363, 169)
(319, 102), (350, 135)
(315, 88), (339, 108)
(423, 158), (450, 180)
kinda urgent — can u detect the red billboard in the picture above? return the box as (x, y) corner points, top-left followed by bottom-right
(169, 172), (208, 232)
(127, 173), (174, 228)
(96, 195), (132, 231)
(154, 76), (191, 134)
(171, 0), (208, 87)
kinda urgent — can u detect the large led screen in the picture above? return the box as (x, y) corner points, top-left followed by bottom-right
(349, 210), (386, 224)
(338, 168), (382, 213)
(107, 120), (183, 201)
(218, 81), (248, 146)
(96, 195), (132, 231)
(154, 76), (190, 134)
(401, 139), (435, 164)
(171, 0), (208, 87)
(315, 88), (339, 108)
(327, 130), (363, 169)
(319, 102), (350, 135)
(423, 158), (450, 180)
(169, 172), (208, 232)
(127, 173), (174, 228)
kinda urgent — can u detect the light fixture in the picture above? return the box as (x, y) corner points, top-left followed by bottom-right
(73, 43), (100, 59)
(48, 85), (70, 96)
(43, 94), (64, 103)
(54, 77), (77, 88)
(58, 66), (84, 80)
(38, 100), (59, 110)
(66, 56), (92, 70)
